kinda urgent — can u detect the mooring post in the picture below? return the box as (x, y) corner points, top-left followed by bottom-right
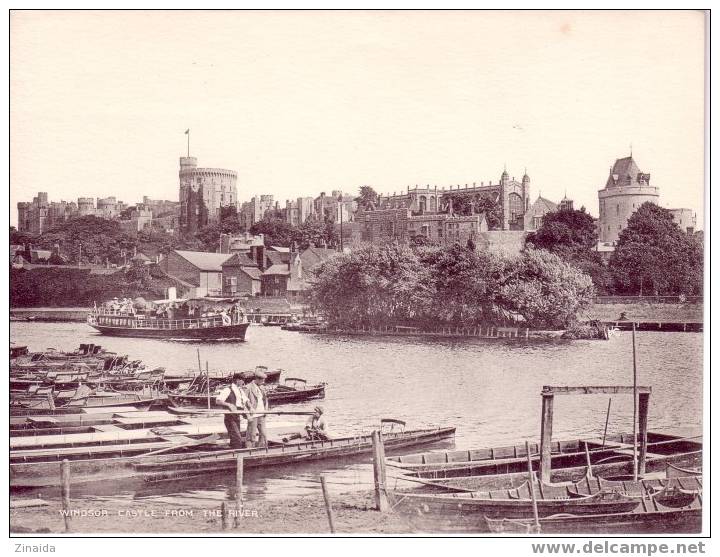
(61, 459), (71, 532)
(637, 391), (650, 475)
(539, 392), (554, 484)
(220, 502), (228, 530)
(320, 476), (336, 533)
(234, 456), (244, 527)
(525, 441), (541, 534)
(371, 430), (390, 512)
(584, 442), (594, 478)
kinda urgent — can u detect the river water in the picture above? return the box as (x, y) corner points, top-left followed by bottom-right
(11, 322), (703, 505)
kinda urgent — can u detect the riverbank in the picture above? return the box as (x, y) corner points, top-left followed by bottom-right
(10, 307), (90, 322)
(10, 491), (413, 535)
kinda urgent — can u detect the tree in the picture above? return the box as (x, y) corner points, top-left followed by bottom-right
(10, 226), (36, 246)
(610, 203), (703, 295)
(355, 186), (379, 210)
(499, 248), (596, 328)
(475, 197), (503, 230)
(527, 207), (597, 252)
(526, 206), (612, 294)
(446, 194), (502, 229)
(296, 216), (337, 249)
(36, 216), (137, 265)
(249, 216), (297, 247)
(309, 243), (434, 328)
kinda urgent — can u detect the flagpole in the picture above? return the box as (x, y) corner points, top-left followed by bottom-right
(187, 129), (190, 157)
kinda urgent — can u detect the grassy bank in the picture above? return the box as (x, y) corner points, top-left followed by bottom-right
(10, 491), (414, 535)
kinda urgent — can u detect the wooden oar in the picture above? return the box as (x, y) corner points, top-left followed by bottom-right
(386, 473), (478, 493)
(167, 407), (315, 416)
(139, 433), (221, 458)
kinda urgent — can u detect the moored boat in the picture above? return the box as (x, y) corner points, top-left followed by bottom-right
(10, 422), (456, 489)
(87, 298), (250, 340)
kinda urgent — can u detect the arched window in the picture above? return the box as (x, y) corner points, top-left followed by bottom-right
(419, 196), (427, 213)
(429, 196), (437, 212)
(507, 192), (524, 222)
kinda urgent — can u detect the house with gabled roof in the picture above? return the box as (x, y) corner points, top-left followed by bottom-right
(221, 253), (262, 296)
(524, 195), (559, 231)
(160, 250), (235, 297)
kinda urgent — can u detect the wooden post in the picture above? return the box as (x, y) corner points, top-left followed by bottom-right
(320, 476), (336, 533)
(637, 392), (650, 476)
(61, 460), (71, 532)
(632, 323), (638, 481)
(206, 361), (211, 410)
(47, 391), (55, 411)
(539, 392), (554, 484)
(525, 441), (541, 534)
(234, 456), (244, 527)
(584, 442), (593, 478)
(602, 398), (612, 448)
(220, 502), (228, 530)
(372, 430), (390, 512)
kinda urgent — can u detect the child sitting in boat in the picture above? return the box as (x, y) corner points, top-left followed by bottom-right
(305, 406), (331, 440)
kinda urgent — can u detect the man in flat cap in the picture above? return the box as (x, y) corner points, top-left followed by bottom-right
(246, 370), (269, 448)
(216, 372), (250, 449)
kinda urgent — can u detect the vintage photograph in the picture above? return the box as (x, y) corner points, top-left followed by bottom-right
(9, 10), (706, 537)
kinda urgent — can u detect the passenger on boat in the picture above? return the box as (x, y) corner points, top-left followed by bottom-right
(305, 406), (331, 440)
(246, 370), (269, 448)
(216, 373), (250, 449)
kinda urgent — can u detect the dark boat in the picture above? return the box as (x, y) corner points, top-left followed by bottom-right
(87, 308), (249, 340)
(169, 378), (325, 408)
(390, 474), (702, 533)
(484, 476), (703, 534)
(11, 422), (456, 489)
(485, 500), (702, 534)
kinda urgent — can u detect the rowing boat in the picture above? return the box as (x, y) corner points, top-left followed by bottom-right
(10, 424), (455, 489)
(390, 475), (702, 533)
(387, 430), (702, 482)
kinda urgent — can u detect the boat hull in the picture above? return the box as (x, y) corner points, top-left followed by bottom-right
(10, 427), (456, 489)
(88, 321), (249, 340)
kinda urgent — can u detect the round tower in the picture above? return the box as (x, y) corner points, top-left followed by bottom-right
(598, 156), (659, 244)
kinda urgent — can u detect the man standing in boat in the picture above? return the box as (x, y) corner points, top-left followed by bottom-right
(246, 370), (269, 448)
(216, 373), (250, 449)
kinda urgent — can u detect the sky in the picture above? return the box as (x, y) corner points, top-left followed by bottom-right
(10, 10), (706, 227)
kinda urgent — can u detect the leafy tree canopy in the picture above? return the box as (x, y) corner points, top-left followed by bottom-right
(527, 207), (597, 252)
(355, 186), (379, 210)
(610, 202), (702, 295)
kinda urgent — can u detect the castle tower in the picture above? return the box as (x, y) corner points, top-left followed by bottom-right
(521, 171), (530, 211)
(597, 156), (659, 243)
(179, 156), (237, 235)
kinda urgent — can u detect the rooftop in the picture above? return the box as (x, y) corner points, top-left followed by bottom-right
(174, 250), (233, 271)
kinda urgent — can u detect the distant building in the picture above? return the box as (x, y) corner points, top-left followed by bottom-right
(219, 232), (265, 255)
(669, 208), (697, 234)
(178, 157), (238, 235)
(239, 194), (275, 229)
(17, 192), (131, 234)
(374, 169), (531, 231)
(597, 156), (659, 244)
(524, 195), (559, 231)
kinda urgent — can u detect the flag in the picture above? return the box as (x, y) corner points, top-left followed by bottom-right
(185, 129), (189, 134)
